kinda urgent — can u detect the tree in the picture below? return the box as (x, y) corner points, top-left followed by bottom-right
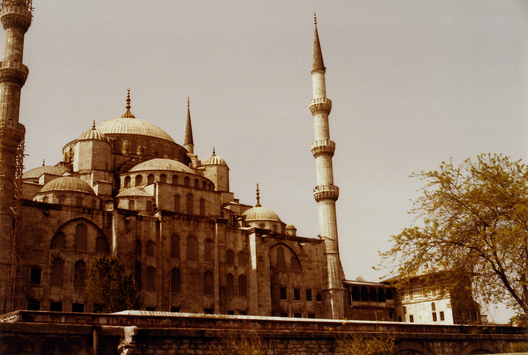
(381, 154), (528, 317)
(86, 255), (142, 313)
(336, 334), (395, 355)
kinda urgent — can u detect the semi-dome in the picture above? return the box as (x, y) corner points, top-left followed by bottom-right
(202, 148), (227, 166)
(242, 206), (281, 222)
(116, 188), (151, 197)
(23, 165), (66, 179)
(41, 176), (96, 195)
(129, 158), (194, 174)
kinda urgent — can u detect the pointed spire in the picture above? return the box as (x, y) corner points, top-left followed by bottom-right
(121, 89), (136, 118)
(312, 12), (325, 74)
(255, 183), (261, 207)
(42, 159), (45, 167)
(184, 97), (194, 154)
(92, 120), (96, 129)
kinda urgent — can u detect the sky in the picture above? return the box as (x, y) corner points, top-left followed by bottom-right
(10, 1), (528, 323)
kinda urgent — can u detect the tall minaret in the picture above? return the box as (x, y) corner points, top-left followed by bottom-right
(184, 97), (194, 154)
(310, 14), (345, 319)
(0, 0), (33, 313)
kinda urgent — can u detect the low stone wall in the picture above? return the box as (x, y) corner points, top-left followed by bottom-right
(0, 311), (526, 355)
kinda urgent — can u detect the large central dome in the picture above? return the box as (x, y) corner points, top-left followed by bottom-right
(94, 117), (175, 143)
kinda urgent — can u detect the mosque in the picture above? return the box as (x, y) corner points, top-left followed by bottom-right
(0, 1), (480, 324)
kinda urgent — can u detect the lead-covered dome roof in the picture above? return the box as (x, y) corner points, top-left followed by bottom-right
(242, 206), (281, 222)
(23, 165), (66, 179)
(129, 158), (194, 174)
(202, 148), (227, 166)
(93, 117), (175, 143)
(41, 176), (96, 195)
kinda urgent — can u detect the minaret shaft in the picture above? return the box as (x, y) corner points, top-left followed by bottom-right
(310, 19), (345, 319)
(0, 1), (32, 313)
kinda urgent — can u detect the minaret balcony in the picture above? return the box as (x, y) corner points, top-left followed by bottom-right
(313, 184), (339, 202)
(1, 5), (32, 32)
(309, 97), (332, 116)
(0, 62), (28, 86)
(311, 139), (336, 158)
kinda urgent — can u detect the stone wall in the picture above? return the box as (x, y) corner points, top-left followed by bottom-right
(0, 311), (526, 355)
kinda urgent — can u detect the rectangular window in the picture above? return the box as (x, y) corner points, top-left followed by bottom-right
(171, 307), (180, 312)
(239, 310), (247, 315)
(308, 313), (316, 319)
(409, 315), (414, 323)
(27, 299), (40, 310)
(50, 302), (62, 312)
(432, 312), (437, 322)
(280, 287), (287, 300)
(398, 316), (402, 322)
(294, 288), (300, 301)
(306, 289), (312, 301)
(440, 311), (445, 321)
(280, 312), (288, 317)
(227, 310), (235, 315)
(146, 306), (156, 311)
(72, 303), (84, 313)
(294, 313), (302, 318)
(30, 268), (41, 285)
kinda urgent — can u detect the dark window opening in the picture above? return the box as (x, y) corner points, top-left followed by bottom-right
(204, 271), (214, 295)
(146, 307), (156, 311)
(280, 287), (287, 300)
(187, 236), (197, 261)
(27, 299), (40, 310)
(316, 293), (322, 302)
(72, 303), (84, 313)
(227, 250), (235, 266)
(306, 289), (312, 302)
(280, 312), (288, 317)
(171, 268), (180, 294)
(50, 302), (63, 312)
(432, 312), (437, 322)
(308, 313), (316, 319)
(360, 287), (369, 302)
(227, 310), (235, 315)
(171, 235), (180, 259)
(351, 286), (360, 301)
(378, 288), (386, 302)
(294, 313), (302, 318)
(369, 287), (377, 302)
(30, 268), (41, 285)
(204, 308), (214, 314)
(238, 274), (247, 298)
(171, 307), (180, 312)
(239, 310), (247, 315)
(74, 260), (86, 288)
(409, 315), (414, 323)
(440, 311), (445, 321)
(294, 288), (300, 301)
(146, 267), (156, 292)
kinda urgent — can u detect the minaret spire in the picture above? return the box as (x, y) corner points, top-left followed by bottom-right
(184, 97), (194, 154)
(309, 16), (345, 319)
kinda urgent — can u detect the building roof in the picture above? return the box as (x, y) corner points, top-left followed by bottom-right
(40, 176), (96, 195)
(128, 158), (194, 174)
(94, 117), (175, 143)
(23, 165), (66, 179)
(242, 206), (281, 222)
(78, 122), (107, 141)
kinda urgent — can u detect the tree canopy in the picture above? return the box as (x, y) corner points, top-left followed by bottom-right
(381, 154), (528, 317)
(86, 255), (142, 313)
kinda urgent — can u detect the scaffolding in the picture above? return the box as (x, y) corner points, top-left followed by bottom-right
(0, 139), (25, 313)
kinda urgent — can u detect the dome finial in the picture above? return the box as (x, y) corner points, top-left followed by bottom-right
(255, 183), (261, 207)
(92, 120), (96, 129)
(212, 147), (216, 156)
(42, 159), (45, 167)
(121, 89), (136, 118)
(314, 12), (317, 25)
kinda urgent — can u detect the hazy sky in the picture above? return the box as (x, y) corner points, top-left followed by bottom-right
(11, 1), (528, 322)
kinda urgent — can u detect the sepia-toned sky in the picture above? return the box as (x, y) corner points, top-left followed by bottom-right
(11, 1), (527, 322)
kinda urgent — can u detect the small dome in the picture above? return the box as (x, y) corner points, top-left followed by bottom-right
(242, 206), (281, 222)
(41, 176), (96, 195)
(78, 122), (107, 141)
(129, 158), (194, 174)
(286, 224), (296, 230)
(23, 165), (66, 179)
(202, 148), (227, 166)
(116, 188), (150, 197)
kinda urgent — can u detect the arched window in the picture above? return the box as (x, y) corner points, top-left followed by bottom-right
(431, 302), (436, 311)
(187, 236), (197, 261)
(238, 274), (247, 298)
(227, 273), (234, 297)
(74, 260), (86, 288)
(378, 288), (386, 302)
(51, 232), (65, 249)
(75, 223), (87, 251)
(160, 174), (167, 183)
(174, 195), (180, 213)
(204, 240), (213, 263)
(186, 194), (193, 215)
(124, 176), (131, 187)
(172, 175), (178, 185)
(204, 271), (214, 295)
(146, 267), (156, 292)
(135, 240), (141, 257)
(75, 196), (83, 207)
(96, 236), (109, 254)
(199, 199), (205, 216)
(194, 179), (199, 188)
(135, 174), (143, 186)
(131, 140), (137, 155)
(146, 241), (156, 257)
(128, 200), (135, 209)
(360, 287), (369, 302)
(276, 247), (285, 270)
(227, 250), (234, 267)
(171, 234), (180, 259)
(147, 174), (155, 185)
(352, 286), (360, 301)
(184, 176), (190, 187)
(369, 288), (377, 302)
(238, 251), (247, 267)
(134, 262), (142, 290)
(146, 201), (153, 212)
(51, 258), (64, 287)
(171, 268), (180, 294)
(386, 289), (394, 300)
(290, 257), (301, 272)
(202, 181), (206, 190)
